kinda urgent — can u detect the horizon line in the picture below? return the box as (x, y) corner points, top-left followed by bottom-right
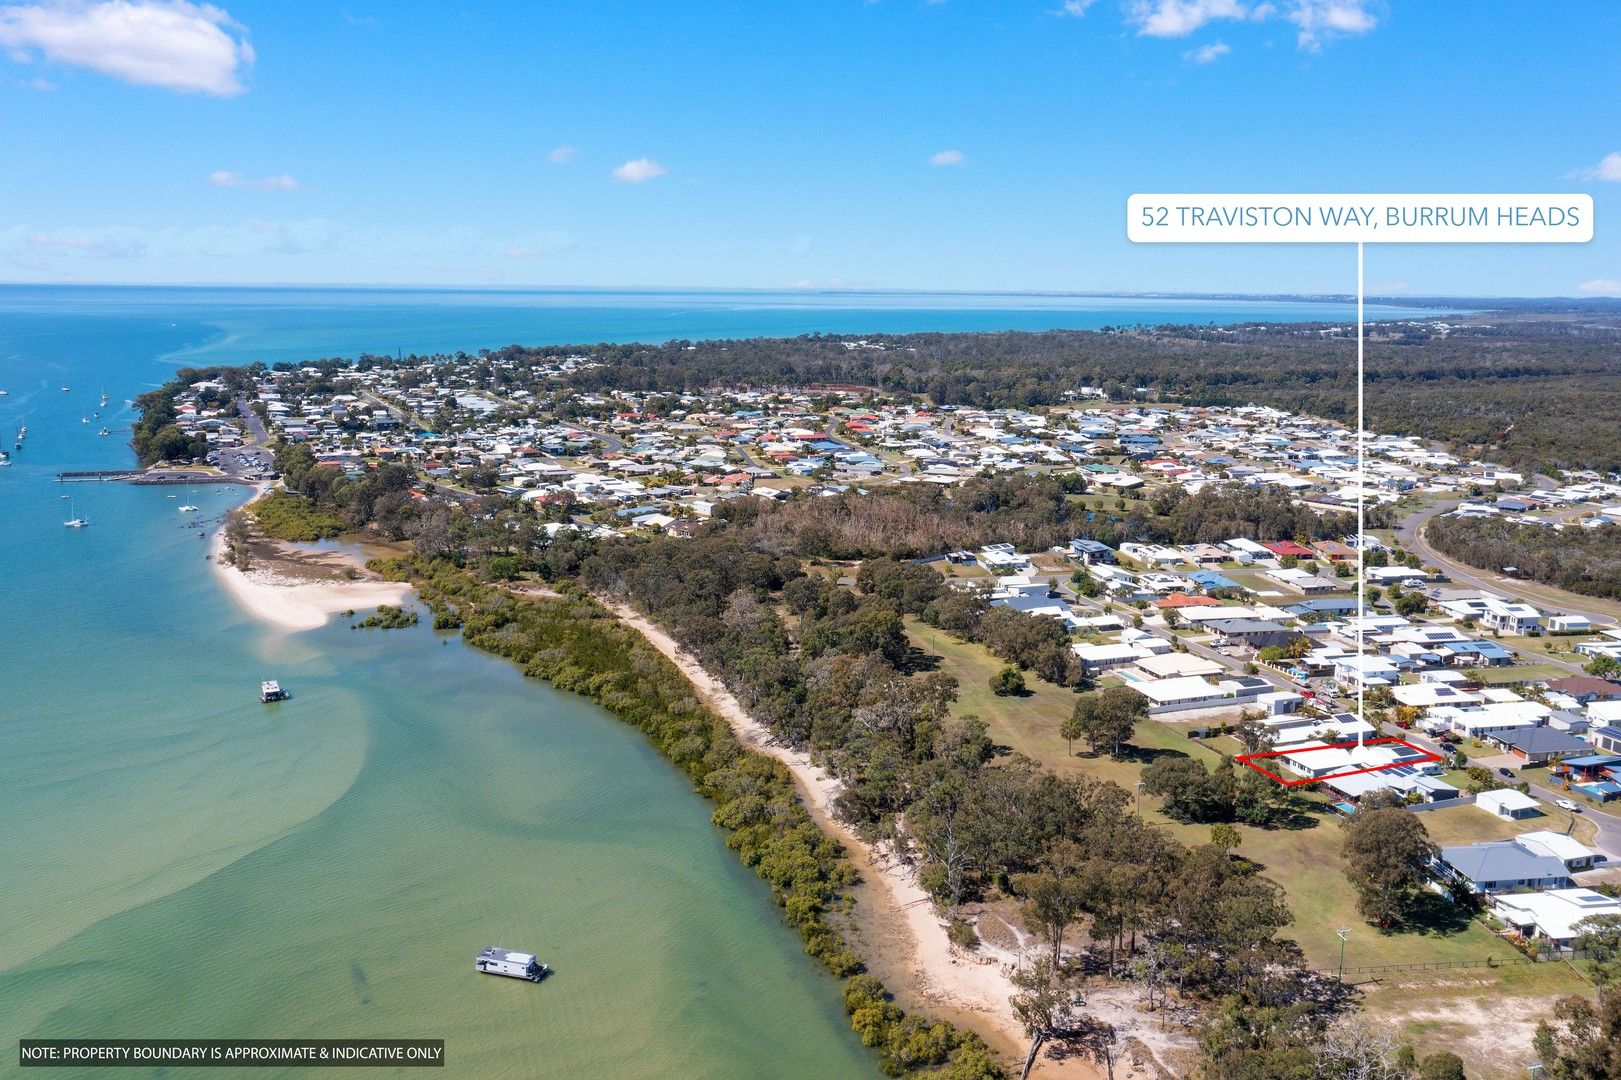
(0, 281), (1616, 304)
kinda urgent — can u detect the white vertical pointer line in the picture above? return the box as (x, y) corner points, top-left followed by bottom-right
(1356, 242), (1365, 730)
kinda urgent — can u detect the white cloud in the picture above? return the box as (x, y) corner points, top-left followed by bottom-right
(1578, 152), (1621, 183)
(208, 169), (299, 191)
(611, 157), (665, 183)
(502, 232), (576, 259)
(1122, 0), (1375, 48)
(1057, 0), (1097, 15)
(928, 148), (965, 166)
(1, 219), (575, 263)
(1578, 278), (1621, 297)
(547, 145), (576, 165)
(0, 1), (254, 96)
(1287, 0), (1377, 51)
(1183, 40), (1231, 62)
(1124, 0), (1247, 37)
(5, 219), (336, 259)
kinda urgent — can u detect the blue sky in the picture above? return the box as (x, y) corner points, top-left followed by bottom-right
(1, 0), (1618, 296)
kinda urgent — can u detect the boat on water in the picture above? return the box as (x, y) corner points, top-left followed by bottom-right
(60, 386), (70, 392)
(63, 516), (88, 528)
(260, 680), (289, 703)
(179, 504), (199, 513)
(475, 947), (548, 982)
(98, 427), (110, 437)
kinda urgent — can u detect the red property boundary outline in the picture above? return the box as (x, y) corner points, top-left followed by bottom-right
(1235, 737), (1443, 788)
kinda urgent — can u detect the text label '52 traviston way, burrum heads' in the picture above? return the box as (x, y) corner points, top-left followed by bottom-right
(1128, 194), (1594, 243)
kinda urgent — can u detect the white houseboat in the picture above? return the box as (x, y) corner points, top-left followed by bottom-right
(475, 947), (548, 982)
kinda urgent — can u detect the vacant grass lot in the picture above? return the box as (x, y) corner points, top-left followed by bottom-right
(1474, 662), (1574, 684)
(1358, 962), (1594, 1080)
(906, 617), (1530, 971)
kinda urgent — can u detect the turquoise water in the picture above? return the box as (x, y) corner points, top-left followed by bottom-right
(0, 287), (1434, 1077)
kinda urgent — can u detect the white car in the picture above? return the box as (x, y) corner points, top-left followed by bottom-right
(1556, 798), (1581, 812)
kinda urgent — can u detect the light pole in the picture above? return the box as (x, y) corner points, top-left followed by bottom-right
(1336, 927), (1351, 981)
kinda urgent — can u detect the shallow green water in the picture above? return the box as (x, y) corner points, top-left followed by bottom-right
(0, 297), (880, 1077)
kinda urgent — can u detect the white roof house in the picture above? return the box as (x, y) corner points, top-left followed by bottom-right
(1133, 676), (1231, 713)
(1493, 889), (1621, 946)
(1278, 739), (1438, 780)
(1437, 701), (1551, 738)
(1517, 830), (1603, 870)
(1391, 684), (1483, 711)
(1475, 789), (1542, 820)
(1134, 653), (1225, 680)
(1070, 642), (1149, 671)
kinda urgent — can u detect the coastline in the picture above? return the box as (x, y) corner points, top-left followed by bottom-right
(208, 511), (413, 633)
(596, 597), (1063, 1068)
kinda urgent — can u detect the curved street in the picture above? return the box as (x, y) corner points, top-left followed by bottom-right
(1396, 501), (1620, 629)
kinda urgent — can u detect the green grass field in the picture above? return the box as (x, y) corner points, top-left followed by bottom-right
(1474, 662), (1573, 684)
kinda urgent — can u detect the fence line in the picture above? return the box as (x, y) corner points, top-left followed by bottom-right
(1317, 956), (1536, 976)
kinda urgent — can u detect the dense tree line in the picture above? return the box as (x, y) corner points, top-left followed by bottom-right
(273, 443), (423, 539)
(1428, 515), (1621, 600)
(708, 475), (1379, 564)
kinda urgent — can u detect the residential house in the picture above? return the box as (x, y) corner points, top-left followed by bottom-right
(1487, 726), (1592, 765)
(1437, 837), (1577, 894)
(1493, 889), (1621, 948)
(1475, 789), (1543, 820)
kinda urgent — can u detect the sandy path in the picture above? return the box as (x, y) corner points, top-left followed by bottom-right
(598, 596), (1118, 1079)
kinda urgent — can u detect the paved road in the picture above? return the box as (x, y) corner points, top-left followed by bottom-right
(210, 395), (275, 480)
(1397, 501), (1619, 629)
(358, 390), (428, 433)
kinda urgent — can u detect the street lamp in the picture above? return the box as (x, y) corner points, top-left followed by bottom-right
(1337, 927), (1351, 981)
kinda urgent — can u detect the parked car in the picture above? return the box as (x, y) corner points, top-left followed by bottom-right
(1556, 798), (1582, 812)
(1498, 767), (1515, 778)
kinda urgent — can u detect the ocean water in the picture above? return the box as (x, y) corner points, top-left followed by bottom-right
(0, 286), (1435, 1077)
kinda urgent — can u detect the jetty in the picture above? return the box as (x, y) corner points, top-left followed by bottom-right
(55, 469), (254, 486)
(56, 470), (141, 483)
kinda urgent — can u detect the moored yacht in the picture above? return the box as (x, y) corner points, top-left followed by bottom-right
(260, 680), (289, 702)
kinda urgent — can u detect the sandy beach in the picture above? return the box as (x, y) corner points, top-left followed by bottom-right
(209, 520), (413, 633)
